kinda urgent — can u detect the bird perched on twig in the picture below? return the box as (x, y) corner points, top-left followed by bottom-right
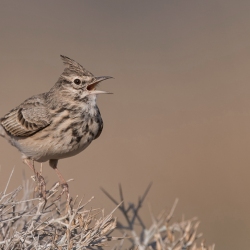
(0, 55), (112, 200)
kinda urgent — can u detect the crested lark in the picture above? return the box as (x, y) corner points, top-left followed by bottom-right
(0, 55), (112, 197)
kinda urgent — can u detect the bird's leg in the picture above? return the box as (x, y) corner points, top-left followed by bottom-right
(23, 159), (46, 202)
(23, 159), (38, 198)
(23, 158), (37, 179)
(49, 159), (70, 203)
(37, 163), (46, 202)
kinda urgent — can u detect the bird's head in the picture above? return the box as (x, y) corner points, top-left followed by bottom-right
(56, 55), (112, 100)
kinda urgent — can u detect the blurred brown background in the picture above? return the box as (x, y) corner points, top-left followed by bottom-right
(0, 1), (250, 249)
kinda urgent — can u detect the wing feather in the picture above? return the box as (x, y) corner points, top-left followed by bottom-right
(1, 95), (51, 137)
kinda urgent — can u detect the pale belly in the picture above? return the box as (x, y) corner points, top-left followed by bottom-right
(12, 114), (102, 162)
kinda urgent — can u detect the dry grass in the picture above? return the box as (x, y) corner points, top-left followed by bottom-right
(0, 169), (215, 249)
(0, 169), (120, 249)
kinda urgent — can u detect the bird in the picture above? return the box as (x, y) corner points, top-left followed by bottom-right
(0, 55), (112, 199)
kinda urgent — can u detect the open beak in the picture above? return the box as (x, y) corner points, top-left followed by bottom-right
(87, 76), (113, 95)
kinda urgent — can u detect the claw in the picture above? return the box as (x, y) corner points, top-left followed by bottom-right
(37, 173), (46, 199)
(24, 159), (47, 203)
(32, 172), (47, 210)
(49, 159), (72, 207)
(31, 175), (36, 182)
(54, 182), (70, 202)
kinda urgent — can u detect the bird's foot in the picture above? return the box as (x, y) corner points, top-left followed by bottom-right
(37, 172), (46, 199)
(54, 182), (70, 202)
(32, 171), (47, 206)
(61, 182), (70, 201)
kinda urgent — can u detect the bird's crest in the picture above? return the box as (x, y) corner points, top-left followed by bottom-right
(60, 55), (94, 77)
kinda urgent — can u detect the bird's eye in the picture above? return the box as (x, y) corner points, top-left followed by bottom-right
(74, 79), (81, 85)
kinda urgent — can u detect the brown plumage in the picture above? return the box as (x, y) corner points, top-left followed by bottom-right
(1, 96), (51, 137)
(0, 55), (112, 198)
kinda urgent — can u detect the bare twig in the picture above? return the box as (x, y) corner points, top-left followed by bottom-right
(102, 184), (214, 250)
(0, 171), (121, 250)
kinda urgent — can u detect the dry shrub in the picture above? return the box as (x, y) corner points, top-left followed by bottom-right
(102, 184), (215, 250)
(0, 169), (121, 249)
(0, 170), (215, 250)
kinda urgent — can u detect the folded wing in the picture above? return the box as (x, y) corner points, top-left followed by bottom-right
(1, 96), (51, 137)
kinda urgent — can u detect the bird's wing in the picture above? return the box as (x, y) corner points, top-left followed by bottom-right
(1, 95), (51, 137)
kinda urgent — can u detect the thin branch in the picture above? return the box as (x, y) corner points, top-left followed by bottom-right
(3, 167), (15, 195)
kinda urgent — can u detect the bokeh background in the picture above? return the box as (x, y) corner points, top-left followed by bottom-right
(0, 1), (250, 249)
